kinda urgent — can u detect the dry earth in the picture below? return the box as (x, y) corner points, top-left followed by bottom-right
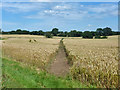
(48, 40), (70, 77)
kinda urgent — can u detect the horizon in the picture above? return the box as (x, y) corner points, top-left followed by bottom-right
(2, 2), (118, 32)
(1, 27), (118, 32)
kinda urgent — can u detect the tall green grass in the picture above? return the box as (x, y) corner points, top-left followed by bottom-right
(2, 58), (95, 88)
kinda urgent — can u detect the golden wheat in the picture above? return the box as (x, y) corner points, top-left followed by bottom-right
(63, 35), (118, 88)
(2, 35), (60, 69)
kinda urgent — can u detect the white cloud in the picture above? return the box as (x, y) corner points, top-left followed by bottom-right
(3, 2), (118, 21)
(87, 4), (118, 17)
(2, 2), (45, 13)
(54, 5), (71, 10)
(44, 10), (56, 14)
(26, 8), (88, 20)
(88, 24), (92, 27)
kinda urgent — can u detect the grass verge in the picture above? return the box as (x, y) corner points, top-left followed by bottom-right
(2, 58), (95, 88)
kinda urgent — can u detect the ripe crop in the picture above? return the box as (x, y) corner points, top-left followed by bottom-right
(63, 36), (118, 88)
(1, 35), (119, 88)
(2, 35), (60, 70)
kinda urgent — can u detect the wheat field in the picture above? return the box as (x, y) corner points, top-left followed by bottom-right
(63, 36), (118, 88)
(1, 35), (119, 88)
(2, 35), (60, 69)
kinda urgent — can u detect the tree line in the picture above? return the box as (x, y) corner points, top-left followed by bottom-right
(1, 27), (120, 39)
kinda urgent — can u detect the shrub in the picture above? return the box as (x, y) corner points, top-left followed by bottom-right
(95, 36), (108, 39)
(45, 33), (53, 38)
(95, 35), (101, 39)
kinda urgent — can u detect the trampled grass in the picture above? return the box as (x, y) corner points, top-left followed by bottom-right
(2, 58), (93, 88)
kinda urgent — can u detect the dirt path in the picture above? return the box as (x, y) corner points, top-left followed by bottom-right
(48, 39), (70, 77)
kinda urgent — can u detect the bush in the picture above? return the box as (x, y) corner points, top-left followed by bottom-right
(45, 33), (53, 38)
(95, 35), (101, 39)
(95, 36), (108, 39)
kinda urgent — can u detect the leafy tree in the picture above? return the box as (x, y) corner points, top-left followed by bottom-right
(38, 30), (44, 35)
(10, 31), (16, 34)
(16, 29), (22, 34)
(22, 30), (29, 34)
(58, 31), (68, 37)
(64, 31), (68, 37)
(96, 28), (103, 36)
(30, 31), (38, 35)
(102, 27), (112, 36)
(82, 31), (93, 39)
(68, 30), (82, 37)
(2, 27), (119, 37)
(91, 31), (96, 36)
(76, 31), (82, 37)
(51, 28), (59, 36)
(68, 30), (76, 37)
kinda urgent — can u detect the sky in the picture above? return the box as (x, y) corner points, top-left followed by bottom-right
(1, 1), (118, 32)
(2, 0), (120, 2)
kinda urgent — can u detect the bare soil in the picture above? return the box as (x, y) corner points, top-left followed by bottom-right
(48, 41), (70, 77)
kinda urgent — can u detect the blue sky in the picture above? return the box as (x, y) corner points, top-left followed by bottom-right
(2, 0), (120, 2)
(2, 2), (118, 31)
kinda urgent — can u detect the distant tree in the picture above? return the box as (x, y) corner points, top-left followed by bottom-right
(68, 30), (82, 37)
(96, 28), (103, 36)
(102, 27), (112, 36)
(38, 30), (44, 35)
(22, 30), (29, 34)
(16, 29), (22, 32)
(2, 27), (117, 37)
(51, 28), (59, 36)
(58, 31), (65, 37)
(30, 31), (38, 35)
(82, 31), (93, 39)
(91, 31), (96, 36)
(58, 31), (69, 37)
(16, 29), (22, 34)
(0, 29), (1, 34)
(10, 31), (16, 34)
(64, 31), (68, 37)
(112, 31), (120, 35)
(76, 31), (82, 37)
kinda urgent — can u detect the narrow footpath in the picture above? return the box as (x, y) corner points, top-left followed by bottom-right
(48, 39), (70, 77)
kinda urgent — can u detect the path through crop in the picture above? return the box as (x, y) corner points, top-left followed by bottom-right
(48, 39), (70, 76)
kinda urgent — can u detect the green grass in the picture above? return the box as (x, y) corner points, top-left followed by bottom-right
(2, 58), (95, 88)
(0, 37), (6, 40)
